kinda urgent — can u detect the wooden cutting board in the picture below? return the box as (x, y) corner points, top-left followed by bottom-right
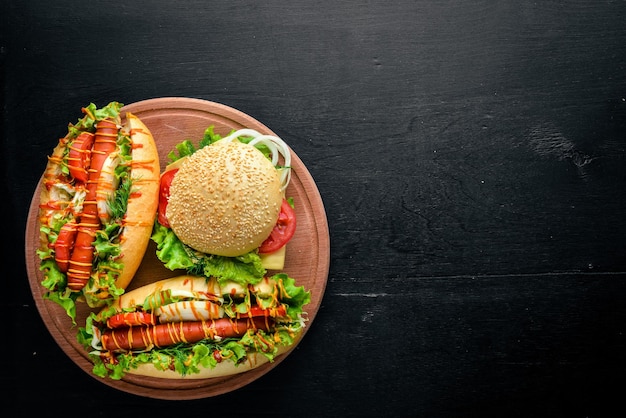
(25, 97), (330, 400)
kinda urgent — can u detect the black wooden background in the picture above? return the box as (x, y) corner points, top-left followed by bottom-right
(3, 1), (626, 417)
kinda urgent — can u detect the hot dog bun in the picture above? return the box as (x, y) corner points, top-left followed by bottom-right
(81, 113), (160, 302)
(102, 113), (159, 290)
(166, 140), (282, 257)
(114, 275), (215, 308)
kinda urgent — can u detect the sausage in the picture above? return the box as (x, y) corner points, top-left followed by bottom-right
(101, 317), (274, 351)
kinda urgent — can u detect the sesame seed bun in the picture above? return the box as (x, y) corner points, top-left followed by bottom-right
(166, 140), (282, 257)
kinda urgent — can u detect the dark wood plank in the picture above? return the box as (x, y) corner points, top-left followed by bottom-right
(3, 0), (626, 416)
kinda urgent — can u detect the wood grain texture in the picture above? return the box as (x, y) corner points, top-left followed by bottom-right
(4, 0), (626, 416)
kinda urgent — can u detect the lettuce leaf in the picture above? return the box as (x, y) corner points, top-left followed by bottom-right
(272, 273), (311, 319)
(150, 221), (196, 271)
(167, 125), (224, 163)
(40, 259), (79, 324)
(87, 329), (293, 380)
(151, 222), (266, 286)
(67, 102), (123, 138)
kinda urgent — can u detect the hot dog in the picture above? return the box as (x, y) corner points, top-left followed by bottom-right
(79, 274), (310, 379)
(36, 102), (160, 321)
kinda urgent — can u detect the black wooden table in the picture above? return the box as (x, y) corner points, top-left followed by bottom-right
(3, 1), (626, 416)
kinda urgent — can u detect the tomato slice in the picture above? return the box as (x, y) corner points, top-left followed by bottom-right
(67, 132), (94, 183)
(106, 312), (158, 329)
(258, 199), (296, 254)
(157, 168), (178, 228)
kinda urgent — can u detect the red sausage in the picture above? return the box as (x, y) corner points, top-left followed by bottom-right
(66, 119), (118, 291)
(101, 317), (273, 351)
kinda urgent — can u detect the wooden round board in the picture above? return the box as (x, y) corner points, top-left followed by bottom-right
(25, 97), (330, 400)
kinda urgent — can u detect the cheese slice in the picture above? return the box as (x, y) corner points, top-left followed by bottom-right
(260, 245), (287, 270)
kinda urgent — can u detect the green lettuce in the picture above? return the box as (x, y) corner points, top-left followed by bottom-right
(167, 125), (223, 163)
(40, 260), (78, 324)
(151, 222), (266, 287)
(271, 273), (312, 319)
(67, 102), (123, 139)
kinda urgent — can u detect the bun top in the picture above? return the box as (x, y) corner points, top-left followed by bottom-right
(166, 140), (282, 257)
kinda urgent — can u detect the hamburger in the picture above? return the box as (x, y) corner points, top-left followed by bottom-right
(166, 139), (282, 257)
(152, 127), (297, 286)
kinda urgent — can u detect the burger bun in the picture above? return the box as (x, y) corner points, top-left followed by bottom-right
(166, 140), (282, 257)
